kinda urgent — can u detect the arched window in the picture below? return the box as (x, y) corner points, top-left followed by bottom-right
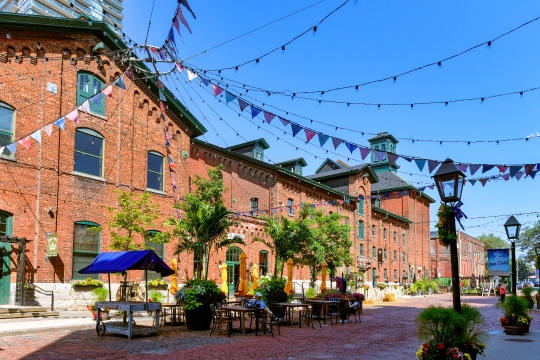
(358, 220), (364, 239)
(74, 128), (104, 177)
(359, 244), (364, 256)
(371, 246), (376, 259)
(72, 221), (100, 280)
(383, 249), (387, 260)
(147, 151), (164, 191)
(394, 269), (397, 282)
(287, 198), (294, 216)
(358, 197), (364, 215)
(402, 233), (406, 245)
(77, 72), (106, 116)
(393, 231), (397, 243)
(372, 225), (376, 238)
(0, 102), (15, 156)
(259, 250), (268, 276)
(145, 230), (164, 281)
(383, 228), (387, 241)
(250, 198), (258, 212)
(393, 251), (397, 261)
(383, 268), (387, 281)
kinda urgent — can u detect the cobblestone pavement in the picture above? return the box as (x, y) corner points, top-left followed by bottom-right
(0, 294), (535, 360)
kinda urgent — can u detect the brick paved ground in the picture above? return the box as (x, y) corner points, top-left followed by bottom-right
(0, 294), (535, 360)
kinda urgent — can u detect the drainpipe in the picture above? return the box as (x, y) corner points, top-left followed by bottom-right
(413, 191), (422, 278)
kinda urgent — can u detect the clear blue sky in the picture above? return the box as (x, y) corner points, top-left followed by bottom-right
(123, 0), (540, 239)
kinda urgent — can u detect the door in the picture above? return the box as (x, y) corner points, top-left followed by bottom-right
(372, 268), (376, 288)
(226, 246), (241, 296)
(0, 212), (13, 304)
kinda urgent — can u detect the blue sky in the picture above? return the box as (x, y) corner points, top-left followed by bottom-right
(123, 1), (540, 239)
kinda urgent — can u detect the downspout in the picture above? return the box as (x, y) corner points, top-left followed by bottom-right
(413, 191), (422, 280)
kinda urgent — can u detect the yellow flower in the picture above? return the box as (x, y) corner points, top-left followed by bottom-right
(416, 345), (424, 359)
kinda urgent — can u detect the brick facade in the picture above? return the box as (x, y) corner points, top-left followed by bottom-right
(430, 231), (486, 278)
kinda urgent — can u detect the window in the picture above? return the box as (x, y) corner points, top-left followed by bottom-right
(383, 228), (387, 241)
(394, 270), (397, 282)
(360, 244), (364, 256)
(147, 151), (164, 191)
(381, 144), (386, 160)
(358, 197), (364, 215)
(383, 249), (387, 260)
(259, 250), (268, 276)
(401, 252), (406, 263)
(372, 225), (376, 238)
(77, 72), (105, 116)
(0, 102), (15, 156)
(145, 231), (164, 281)
(287, 198), (294, 215)
(371, 198), (381, 208)
(383, 268), (387, 281)
(358, 220), (364, 239)
(372, 246), (376, 259)
(72, 221), (100, 280)
(250, 198), (259, 212)
(430, 239), (436, 256)
(393, 251), (397, 261)
(393, 232), (396, 243)
(74, 128), (104, 177)
(374, 145), (379, 162)
(402, 234), (406, 245)
(254, 144), (264, 161)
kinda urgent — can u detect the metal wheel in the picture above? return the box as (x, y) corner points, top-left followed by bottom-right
(96, 321), (106, 336)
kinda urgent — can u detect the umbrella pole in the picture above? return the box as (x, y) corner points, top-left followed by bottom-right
(145, 268), (148, 303)
(108, 273), (111, 301)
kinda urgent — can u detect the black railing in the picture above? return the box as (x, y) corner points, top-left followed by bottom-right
(33, 285), (54, 311)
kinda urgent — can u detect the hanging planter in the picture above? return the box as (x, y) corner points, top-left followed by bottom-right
(435, 204), (456, 247)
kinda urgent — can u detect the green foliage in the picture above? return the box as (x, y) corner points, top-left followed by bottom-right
(256, 276), (287, 304)
(411, 277), (438, 293)
(515, 220), (540, 263)
(376, 282), (386, 289)
(521, 286), (534, 297)
(497, 294), (529, 319)
(435, 205), (456, 246)
(182, 279), (226, 310)
(91, 287), (109, 302)
(149, 290), (165, 303)
(477, 233), (509, 250)
(461, 279), (469, 287)
(416, 305), (464, 347)
(517, 258), (534, 282)
(163, 165), (243, 279)
(147, 278), (167, 287)
(73, 278), (104, 287)
(305, 287), (316, 298)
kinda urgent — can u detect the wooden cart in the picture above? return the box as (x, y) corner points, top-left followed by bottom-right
(95, 301), (161, 340)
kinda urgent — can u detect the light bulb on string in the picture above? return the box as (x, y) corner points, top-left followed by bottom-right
(255, 58), (260, 66)
(378, 104), (381, 110)
(487, 41), (492, 49)
(393, 76), (397, 83)
(312, 26), (317, 35)
(410, 104), (414, 109)
(355, 85), (359, 93)
(437, 61), (442, 68)
(520, 91), (524, 98)
(235, 66), (238, 73)
(5, 30), (10, 39)
(281, 45), (285, 54)
(445, 101), (449, 107)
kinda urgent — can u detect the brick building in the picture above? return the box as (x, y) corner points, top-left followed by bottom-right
(430, 231), (486, 279)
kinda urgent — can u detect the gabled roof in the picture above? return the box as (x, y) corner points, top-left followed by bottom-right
(0, 13), (207, 137)
(371, 170), (436, 203)
(314, 158), (342, 174)
(275, 158), (308, 167)
(306, 163), (379, 184)
(226, 138), (270, 151)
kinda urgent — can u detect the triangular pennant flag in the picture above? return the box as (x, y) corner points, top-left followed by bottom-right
(176, 6), (192, 34)
(125, 65), (134, 80)
(6, 143), (16, 155)
(530, 170), (537, 179)
(168, 28), (176, 47)
(382, 193), (390, 199)
(388, 153), (399, 165)
(359, 147), (371, 161)
(157, 78), (164, 89)
(173, 17), (180, 34)
(54, 117), (65, 130)
(497, 165), (508, 173)
(102, 84), (113, 98)
(415, 159), (426, 172)
(238, 99), (249, 112)
(469, 179), (477, 186)
(187, 69), (197, 81)
(78, 100), (90, 113)
(524, 164), (535, 176)
(537, 164), (540, 171)
(402, 156), (412, 162)
(456, 164), (468, 173)
(515, 171), (524, 181)
(159, 89), (166, 101)
(332, 137), (343, 149)
(374, 150), (386, 162)
(318, 133), (330, 147)
(304, 129), (316, 143)
(165, 132), (173, 143)
(90, 93), (101, 105)
(161, 113), (166, 122)
(428, 185), (435, 190)
(417, 186), (426, 191)
(180, 0), (196, 19)
(30, 130), (41, 143)
(66, 109), (79, 123)
(399, 190), (408, 195)
(345, 142), (357, 153)
(509, 165), (522, 178)
(225, 91), (236, 104)
(159, 101), (166, 113)
(212, 84), (224, 97)
(502, 174), (511, 181)
(291, 123), (302, 137)
(278, 117), (290, 127)
(200, 76), (210, 86)
(113, 75), (126, 90)
(469, 164), (481, 176)
(250, 106), (262, 119)
(175, 61), (184, 73)
(479, 165), (493, 174)
(479, 179), (488, 187)
(42, 123), (53, 136)
(427, 160), (440, 173)
(18, 137), (31, 150)
(263, 112), (275, 124)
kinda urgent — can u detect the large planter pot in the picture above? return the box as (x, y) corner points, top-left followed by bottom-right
(23, 290), (36, 306)
(267, 292), (288, 302)
(503, 324), (525, 335)
(184, 304), (212, 331)
(524, 322), (530, 333)
(148, 285), (168, 290)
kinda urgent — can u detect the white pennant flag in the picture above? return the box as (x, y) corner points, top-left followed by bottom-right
(187, 69), (198, 81)
(30, 130), (41, 143)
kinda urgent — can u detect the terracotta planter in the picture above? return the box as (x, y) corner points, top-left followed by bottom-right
(503, 324), (525, 335)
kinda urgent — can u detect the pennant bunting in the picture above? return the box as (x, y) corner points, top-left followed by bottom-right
(530, 170), (537, 179)
(177, 6), (192, 34)
(345, 142), (358, 153)
(54, 118), (65, 130)
(414, 159), (426, 172)
(102, 84), (113, 97)
(238, 99), (249, 112)
(388, 153), (399, 165)
(515, 171), (524, 181)
(180, 0), (196, 19)
(66, 109), (79, 123)
(456, 164), (468, 173)
(537, 164), (540, 171)
(291, 123), (302, 137)
(469, 164), (481, 176)
(225, 91), (236, 104)
(211, 84), (224, 97)
(495, 165), (507, 173)
(469, 179), (477, 186)
(18, 137), (31, 150)
(187, 69), (198, 81)
(479, 179), (488, 186)
(160, 101), (166, 113)
(263, 112), (275, 124)
(42, 123), (53, 136)
(502, 174), (511, 181)
(90, 93), (101, 105)
(318, 133), (330, 147)
(159, 89), (166, 101)
(278, 117), (290, 127)
(167, 28), (176, 47)
(157, 78), (164, 89)
(113, 75), (126, 90)
(173, 17), (180, 34)
(200, 76), (210, 86)
(509, 166), (522, 178)
(331, 137), (343, 149)
(78, 100), (90, 113)
(359, 147), (371, 161)
(427, 160), (440, 173)
(482, 165), (495, 173)
(374, 150), (386, 162)
(402, 156), (412, 162)
(524, 164), (535, 176)
(399, 190), (408, 196)
(5, 143), (16, 155)
(428, 185), (435, 190)
(417, 186), (426, 191)
(304, 129), (317, 143)
(250, 106), (262, 119)
(125, 66), (134, 80)
(165, 132), (173, 143)
(30, 130), (41, 143)
(175, 61), (184, 73)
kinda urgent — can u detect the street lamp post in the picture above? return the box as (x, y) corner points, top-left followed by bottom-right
(433, 158), (466, 314)
(503, 216), (521, 294)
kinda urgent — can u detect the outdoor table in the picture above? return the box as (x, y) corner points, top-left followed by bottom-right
(95, 301), (161, 340)
(161, 303), (183, 326)
(220, 305), (257, 334)
(278, 302), (308, 328)
(306, 300), (335, 322)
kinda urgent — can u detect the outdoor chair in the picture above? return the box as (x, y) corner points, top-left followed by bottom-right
(301, 303), (322, 329)
(327, 301), (342, 325)
(255, 305), (286, 337)
(209, 303), (232, 338)
(351, 305), (362, 324)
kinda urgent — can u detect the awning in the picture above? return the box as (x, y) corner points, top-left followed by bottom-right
(78, 250), (174, 277)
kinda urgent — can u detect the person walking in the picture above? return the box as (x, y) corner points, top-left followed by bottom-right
(499, 283), (507, 303)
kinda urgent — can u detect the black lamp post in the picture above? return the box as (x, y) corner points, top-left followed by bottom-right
(534, 242), (540, 256)
(504, 216), (521, 294)
(433, 158), (466, 313)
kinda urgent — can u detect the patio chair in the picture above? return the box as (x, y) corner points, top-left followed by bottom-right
(301, 302), (322, 329)
(256, 305), (286, 337)
(327, 301), (342, 325)
(210, 303), (232, 338)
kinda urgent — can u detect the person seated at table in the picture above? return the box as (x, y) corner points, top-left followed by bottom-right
(254, 292), (273, 317)
(342, 295), (361, 322)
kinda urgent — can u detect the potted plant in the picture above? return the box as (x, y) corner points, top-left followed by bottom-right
(497, 294), (530, 335)
(180, 279), (226, 331)
(520, 286), (535, 309)
(256, 275), (288, 303)
(148, 290), (165, 303)
(90, 287), (110, 319)
(147, 278), (168, 290)
(376, 282), (386, 290)
(72, 277), (104, 290)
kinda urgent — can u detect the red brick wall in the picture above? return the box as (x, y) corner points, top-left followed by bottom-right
(430, 231), (486, 278)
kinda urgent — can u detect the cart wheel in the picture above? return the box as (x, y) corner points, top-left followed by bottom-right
(96, 322), (106, 336)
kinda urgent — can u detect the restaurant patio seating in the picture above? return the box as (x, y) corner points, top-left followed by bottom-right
(209, 303), (232, 338)
(326, 301), (342, 325)
(301, 302), (322, 329)
(255, 305), (286, 337)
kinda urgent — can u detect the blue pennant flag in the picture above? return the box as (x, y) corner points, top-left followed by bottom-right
(291, 123), (302, 137)
(250, 106), (262, 119)
(469, 179), (477, 186)
(415, 159), (427, 172)
(5, 143), (16, 155)
(318, 133), (330, 147)
(113, 75), (126, 90)
(200, 77), (210, 86)
(159, 89), (166, 101)
(225, 91), (236, 104)
(168, 28), (176, 47)
(90, 93), (101, 105)
(530, 170), (537, 179)
(402, 156), (413, 162)
(482, 164), (495, 173)
(345, 142), (358, 153)
(54, 117), (65, 130)
(417, 186), (426, 191)
(509, 166), (522, 178)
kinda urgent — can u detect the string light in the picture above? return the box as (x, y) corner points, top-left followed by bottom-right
(5, 30), (10, 39)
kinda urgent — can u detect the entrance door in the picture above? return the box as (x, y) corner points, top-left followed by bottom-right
(0, 212), (13, 305)
(372, 268), (377, 288)
(226, 246), (241, 296)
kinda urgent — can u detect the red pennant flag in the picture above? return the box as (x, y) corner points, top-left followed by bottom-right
(479, 179), (488, 186)
(304, 129), (317, 143)
(176, 7), (192, 34)
(18, 137), (31, 150)
(157, 79), (164, 89)
(212, 84), (224, 97)
(497, 165), (508, 173)
(160, 101), (166, 113)
(173, 17), (180, 34)
(102, 85), (113, 97)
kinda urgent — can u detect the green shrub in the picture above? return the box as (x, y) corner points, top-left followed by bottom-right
(497, 294), (529, 319)
(91, 287), (109, 302)
(149, 290), (164, 303)
(305, 287), (316, 298)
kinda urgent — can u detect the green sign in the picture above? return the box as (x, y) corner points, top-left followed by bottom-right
(46, 233), (58, 257)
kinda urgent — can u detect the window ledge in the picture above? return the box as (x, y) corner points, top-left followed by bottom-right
(145, 188), (167, 196)
(78, 109), (108, 121)
(72, 171), (106, 182)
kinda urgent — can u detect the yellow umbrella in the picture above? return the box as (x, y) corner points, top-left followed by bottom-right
(320, 262), (327, 294)
(251, 263), (259, 291)
(237, 252), (248, 296)
(284, 258), (294, 295)
(220, 263), (228, 294)
(170, 258), (178, 295)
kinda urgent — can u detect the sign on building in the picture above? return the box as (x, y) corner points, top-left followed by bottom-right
(46, 233), (58, 257)
(487, 248), (510, 276)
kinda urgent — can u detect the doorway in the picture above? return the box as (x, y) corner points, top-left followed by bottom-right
(372, 268), (377, 288)
(0, 212), (13, 304)
(226, 246), (241, 296)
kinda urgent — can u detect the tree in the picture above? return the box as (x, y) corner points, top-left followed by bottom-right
(517, 258), (533, 282)
(477, 233), (509, 250)
(516, 220), (540, 263)
(163, 165), (244, 279)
